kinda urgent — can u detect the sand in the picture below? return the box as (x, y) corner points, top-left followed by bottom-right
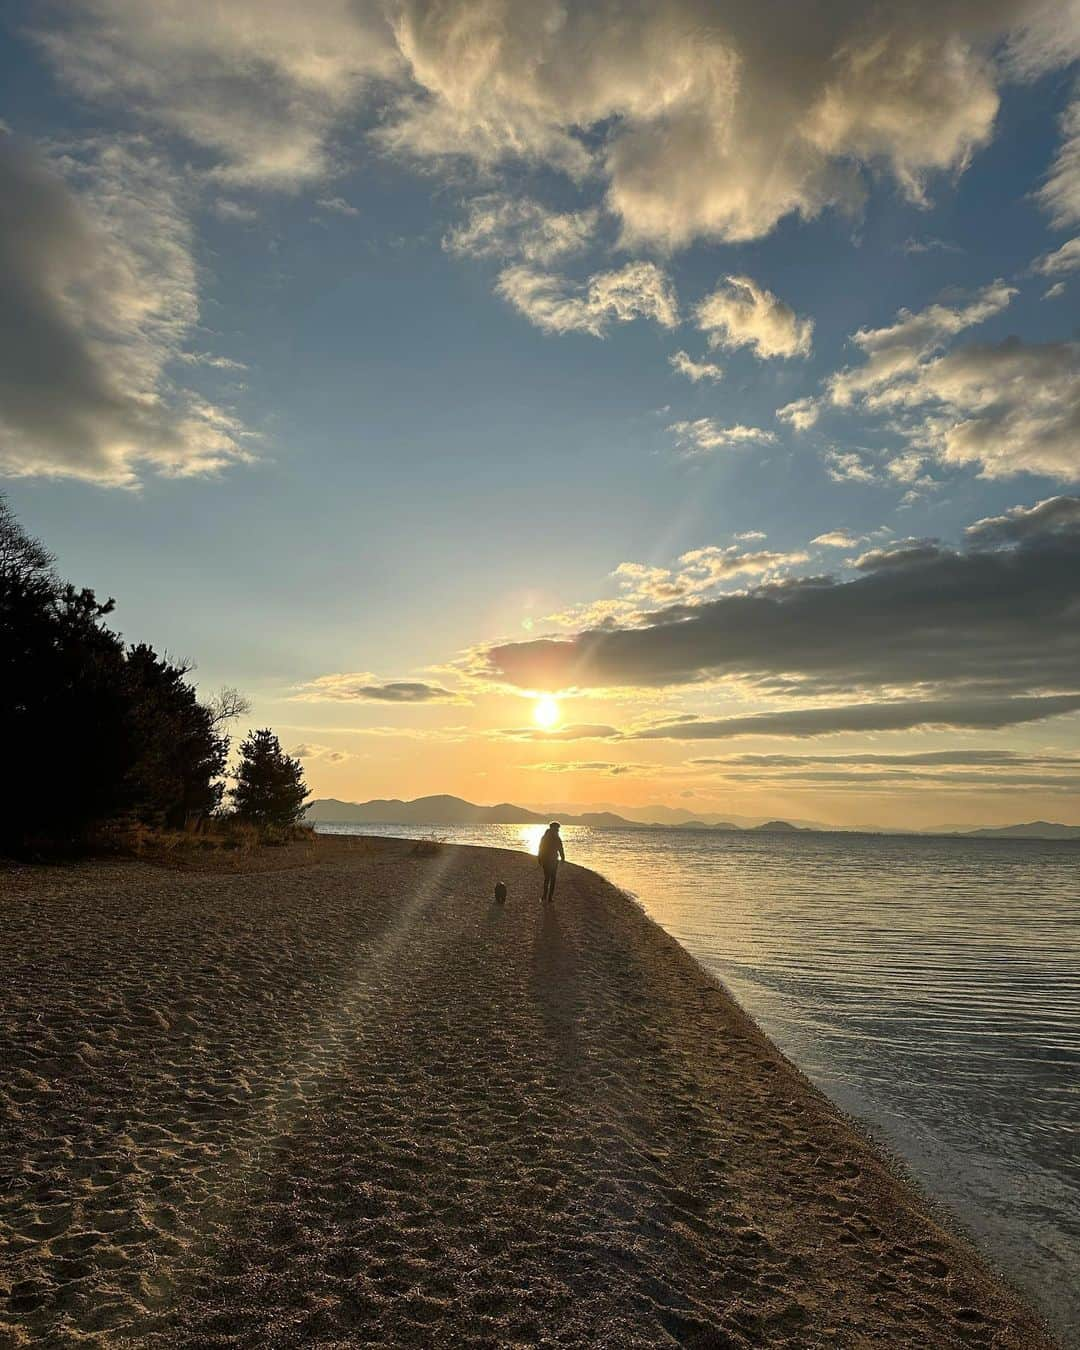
(0, 837), (1055, 1348)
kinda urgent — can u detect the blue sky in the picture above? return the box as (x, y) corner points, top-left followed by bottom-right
(2, 1), (1079, 826)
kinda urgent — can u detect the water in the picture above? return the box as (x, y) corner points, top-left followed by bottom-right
(318, 821), (1080, 1341)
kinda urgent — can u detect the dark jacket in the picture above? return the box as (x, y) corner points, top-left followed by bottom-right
(538, 827), (565, 868)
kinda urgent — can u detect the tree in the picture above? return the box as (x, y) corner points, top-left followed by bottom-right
(1, 492), (244, 850)
(231, 729), (309, 829)
(123, 645), (230, 827)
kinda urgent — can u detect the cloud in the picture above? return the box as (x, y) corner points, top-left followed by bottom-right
(1039, 93), (1080, 228)
(524, 760), (641, 775)
(670, 419), (777, 456)
(824, 283), (1080, 480)
(669, 350), (724, 383)
(0, 135), (251, 486)
(696, 275), (813, 359)
(883, 338), (1080, 480)
(296, 673), (460, 702)
(1032, 235), (1080, 275)
(496, 261), (678, 336)
(965, 494), (1080, 545)
(811, 530), (863, 548)
(902, 236), (963, 255)
(38, 2), (1078, 248)
(610, 547), (810, 609)
(777, 397), (821, 431)
(827, 282), (1016, 407)
(36, 0), (401, 190)
(635, 695), (1080, 739)
(316, 195), (360, 216)
(687, 747), (1080, 789)
(823, 450), (877, 483)
(212, 198), (258, 223)
(177, 352), (247, 371)
(496, 723), (622, 741)
(482, 499), (1080, 701)
(691, 749), (1080, 768)
(1044, 280), (1068, 299)
(291, 742), (353, 763)
(444, 194), (598, 264)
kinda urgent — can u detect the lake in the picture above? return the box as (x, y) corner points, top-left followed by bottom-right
(317, 821), (1080, 1342)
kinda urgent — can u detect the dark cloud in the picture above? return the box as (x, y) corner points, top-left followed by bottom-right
(0, 135), (247, 485)
(635, 695), (1080, 740)
(297, 674), (458, 702)
(359, 681), (456, 703)
(486, 504), (1080, 700)
(965, 495), (1080, 545)
(690, 750), (1080, 767)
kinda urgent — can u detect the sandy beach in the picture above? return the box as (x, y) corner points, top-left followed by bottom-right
(0, 837), (1054, 1348)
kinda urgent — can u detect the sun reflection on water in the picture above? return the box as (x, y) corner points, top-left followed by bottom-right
(517, 823), (546, 857)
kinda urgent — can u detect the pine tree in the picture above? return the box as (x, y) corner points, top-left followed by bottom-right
(231, 729), (309, 829)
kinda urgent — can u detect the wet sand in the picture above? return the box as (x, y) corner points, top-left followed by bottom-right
(0, 837), (1055, 1347)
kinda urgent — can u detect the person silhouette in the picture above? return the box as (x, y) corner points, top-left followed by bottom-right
(537, 822), (565, 903)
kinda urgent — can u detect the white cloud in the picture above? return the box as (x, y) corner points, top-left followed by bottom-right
(676, 545), (810, 584)
(0, 135), (251, 486)
(695, 275), (813, 359)
(36, 0), (401, 190)
(824, 281), (1080, 480)
(212, 198), (258, 223)
(828, 282), (1015, 407)
(885, 452), (932, 485)
(1032, 235), (1080, 274)
(811, 530), (863, 548)
(178, 352), (247, 371)
(902, 236), (962, 255)
(444, 194), (598, 265)
(609, 544), (810, 609)
(37, 2), (1080, 247)
(776, 396), (821, 431)
(669, 350), (724, 383)
(497, 261), (678, 336)
(670, 419), (777, 456)
(1044, 280), (1068, 299)
(317, 195), (360, 216)
(1039, 92), (1080, 228)
(824, 450), (876, 484)
(889, 339), (1080, 480)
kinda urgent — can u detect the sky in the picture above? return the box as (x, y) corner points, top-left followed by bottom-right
(2, 0), (1080, 829)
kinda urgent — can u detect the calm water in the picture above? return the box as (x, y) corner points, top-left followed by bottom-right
(319, 822), (1080, 1341)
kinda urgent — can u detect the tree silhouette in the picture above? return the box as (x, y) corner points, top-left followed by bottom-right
(231, 729), (309, 829)
(1, 492), (246, 851)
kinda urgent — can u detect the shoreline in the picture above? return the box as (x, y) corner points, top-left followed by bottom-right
(1, 836), (1056, 1346)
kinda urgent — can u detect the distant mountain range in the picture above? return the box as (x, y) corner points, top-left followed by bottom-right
(304, 795), (632, 829)
(304, 796), (1080, 841)
(963, 821), (1080, 839)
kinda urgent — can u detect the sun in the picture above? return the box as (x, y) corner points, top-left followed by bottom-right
(533, 695), (560, 729)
